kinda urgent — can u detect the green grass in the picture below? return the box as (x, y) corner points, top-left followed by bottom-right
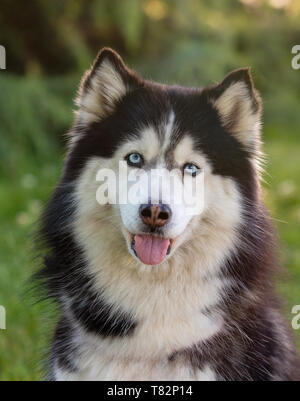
(0, 81), (299, 380)
(0, 156), (62, 380)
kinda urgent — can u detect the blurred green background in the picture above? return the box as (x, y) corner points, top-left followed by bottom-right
(0, 0), (300, 380)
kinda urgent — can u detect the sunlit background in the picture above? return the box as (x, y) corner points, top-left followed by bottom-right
(0, 0), (300, 380)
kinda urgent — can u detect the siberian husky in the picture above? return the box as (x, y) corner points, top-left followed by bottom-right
(38, 48), (300, 381)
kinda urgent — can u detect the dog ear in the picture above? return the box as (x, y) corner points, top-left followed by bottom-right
(76, 48), (141, 124)
(209, 68), (262, 150)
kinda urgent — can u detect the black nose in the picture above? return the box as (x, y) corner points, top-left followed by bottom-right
(139, 204), (172, 228)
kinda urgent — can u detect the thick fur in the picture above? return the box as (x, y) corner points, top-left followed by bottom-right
(37, 48), (300, 381)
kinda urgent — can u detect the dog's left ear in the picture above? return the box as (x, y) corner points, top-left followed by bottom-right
(76, 48), (141, 124)
(209, 68), (262, 150)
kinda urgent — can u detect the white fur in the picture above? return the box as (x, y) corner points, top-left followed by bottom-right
(62, 113), (244, 380)
(161, 110), (175, 153)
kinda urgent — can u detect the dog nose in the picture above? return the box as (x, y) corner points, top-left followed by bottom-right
(139, 204), (172, 228)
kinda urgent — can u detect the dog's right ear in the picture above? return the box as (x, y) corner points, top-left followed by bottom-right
(76, 48), (141, 124)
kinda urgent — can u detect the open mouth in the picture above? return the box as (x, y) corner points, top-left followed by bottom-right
(130, 233), (172, 265)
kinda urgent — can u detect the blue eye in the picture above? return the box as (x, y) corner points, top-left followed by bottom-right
(183, 163), (199, 177)
(126, 153), (144, 167)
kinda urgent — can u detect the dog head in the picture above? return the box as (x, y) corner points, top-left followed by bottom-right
(66, 48), (262, 270)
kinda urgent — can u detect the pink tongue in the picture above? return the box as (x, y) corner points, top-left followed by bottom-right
(134, 235), (170, 265)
